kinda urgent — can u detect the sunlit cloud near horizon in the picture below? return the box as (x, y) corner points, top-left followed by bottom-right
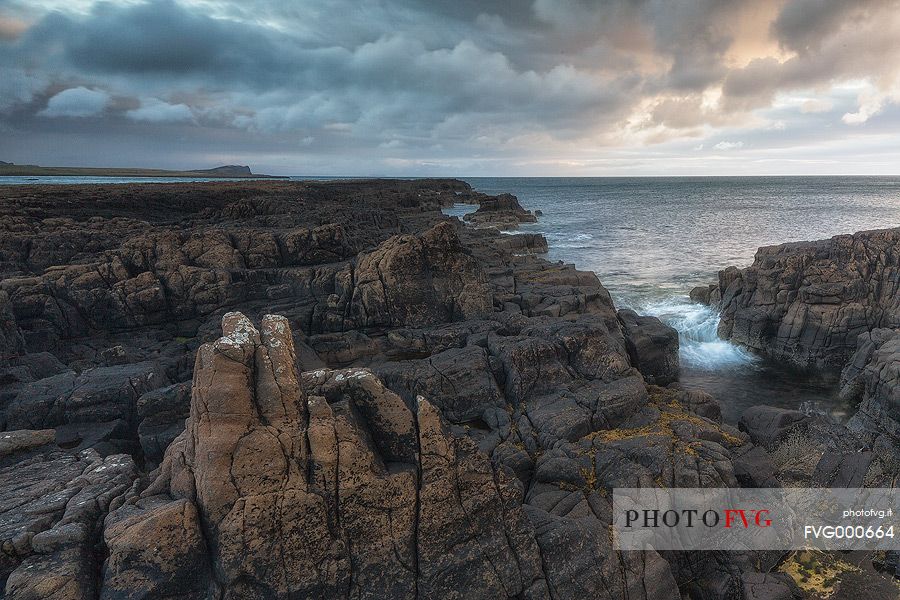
(1, 0), (899, 176)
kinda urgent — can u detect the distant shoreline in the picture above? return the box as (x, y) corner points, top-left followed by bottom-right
(0, 164), (287, 179)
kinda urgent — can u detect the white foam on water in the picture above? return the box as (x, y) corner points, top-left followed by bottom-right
(444, 198), (757, 373)
(639, 297), (759, 370)
(546, 232), (594, 242)
(441, 203), (475, 218)
(543, 231), (594, 249)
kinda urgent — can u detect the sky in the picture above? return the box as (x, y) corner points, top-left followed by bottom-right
(1, 0), (899, 176)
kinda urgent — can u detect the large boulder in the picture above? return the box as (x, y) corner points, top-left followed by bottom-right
(373, 344), (505, 423)
(463, 193), (537, 230)
(617, 309), (679, 385)
(101, 497), (211, 600)
(4, 361), (169, 433)
(812, 451), (874, 487)
(738, 406), (809, 450)
(731, 444), (778, 488)
(689, 284), (717, 306)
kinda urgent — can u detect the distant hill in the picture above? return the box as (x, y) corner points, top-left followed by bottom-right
(192, 165), (253, 176)
(0, 163), (285, 178)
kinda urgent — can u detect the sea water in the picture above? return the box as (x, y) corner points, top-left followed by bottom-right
(457, 176), (900, 421)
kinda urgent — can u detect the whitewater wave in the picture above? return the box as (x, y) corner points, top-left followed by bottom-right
(638, 297), (759, 370)
(545, 232), (593, 241)
(544, 231), (595, 249)
(443, 201), (754, 372)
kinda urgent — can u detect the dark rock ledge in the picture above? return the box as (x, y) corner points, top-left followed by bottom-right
(693, 228), (900, 372)
(0, 179), (808, 598)
(693, 228), (900, 592)
(692, 227), (900, 457)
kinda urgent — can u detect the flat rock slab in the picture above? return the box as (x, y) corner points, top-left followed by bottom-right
(812, 451), (873, 487)
(739, 406), (809, 450)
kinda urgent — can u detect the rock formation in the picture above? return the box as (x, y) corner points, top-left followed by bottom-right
(690, 228), (900, 596)
(94, 312), (773, 600)
(463, 193), (538, 230)
(617, 309), (679, 385)
(348, 221), (493, 327)
(841, 328), (900, 454)
(0, 179), (812, 598)
(1, 430), (136, 599)
(694, 228), (900, 371)
(100, 312), (551, 599)
(691, 229), (900, 485)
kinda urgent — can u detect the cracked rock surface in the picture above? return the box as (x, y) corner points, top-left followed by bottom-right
(842, 328), (900, 457)
(0, 180), (820, 598)
(696, 228), (900, 475)
(109, 313), (549, 599)
(696, 228), (900, 371)
(1, 430), (136, 600)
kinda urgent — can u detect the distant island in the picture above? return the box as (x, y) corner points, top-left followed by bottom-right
(0, 162), (286, 178)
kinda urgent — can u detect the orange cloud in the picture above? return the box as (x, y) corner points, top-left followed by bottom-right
(722, 0), (791, 68)
(0, 15), (28, 41)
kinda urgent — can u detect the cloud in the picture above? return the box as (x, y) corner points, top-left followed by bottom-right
(650, 96), (707, 129)
(0, 68), (47, 111)
(801, 98), (834, 113)
(12, 1), (635, 140)
(714, 140), (744, 150)
(0, 15), (28, 41)
(722, 1), (900, 114)
(1, 0), (899, 174)
(842, 85), (900, 124)
(771, 0), (891, 53)
(126, 98), (193, 123)
(38, 86), (110, 117)
(21, 0), (288, 82)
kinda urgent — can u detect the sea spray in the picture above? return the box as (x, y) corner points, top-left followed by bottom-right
(638, 297), (758, 371)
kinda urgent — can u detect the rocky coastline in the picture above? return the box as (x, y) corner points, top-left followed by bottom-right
(692, 228), (900, 372)
(692, 228), (900, 466)
(0, 179), (896, 599)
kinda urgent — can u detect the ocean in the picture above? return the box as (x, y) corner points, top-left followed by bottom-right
(453, 176), (900, 421)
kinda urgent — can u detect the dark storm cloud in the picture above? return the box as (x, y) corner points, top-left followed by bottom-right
(10, 2), (616, 110)
(771, 0), (890, 53)
(0, 0), (898, 174)
(18, 0), (292, 82)
(4, 0), (649, 143)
